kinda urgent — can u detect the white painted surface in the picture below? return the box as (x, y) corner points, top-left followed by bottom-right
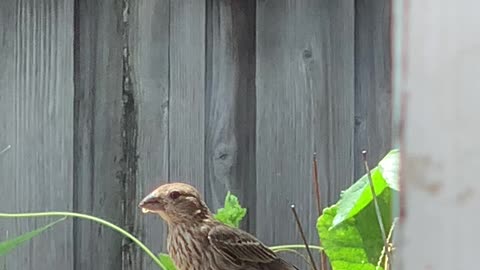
(397, 0), (480, 269)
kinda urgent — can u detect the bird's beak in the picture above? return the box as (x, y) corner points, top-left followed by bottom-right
(138, 192), (164, 213)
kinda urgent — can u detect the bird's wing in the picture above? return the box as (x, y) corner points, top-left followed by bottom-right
(207, 224), (278, 264)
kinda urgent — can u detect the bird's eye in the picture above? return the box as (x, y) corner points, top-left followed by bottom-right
(169, 191), (181, 200)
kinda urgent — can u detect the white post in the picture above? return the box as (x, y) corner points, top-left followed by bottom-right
(395, 0), (480, 269)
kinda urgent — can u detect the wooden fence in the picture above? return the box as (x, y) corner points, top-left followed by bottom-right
(0, 0), (391, 269)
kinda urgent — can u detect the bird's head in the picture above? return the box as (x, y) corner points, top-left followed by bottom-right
(138, 182), (211, 224)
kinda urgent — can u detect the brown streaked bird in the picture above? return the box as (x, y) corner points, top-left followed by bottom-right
(139, 182), (298, 270)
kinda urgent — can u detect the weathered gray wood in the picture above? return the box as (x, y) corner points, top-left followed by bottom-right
(397, 1), (480, 269)
(73, 1), (124, 269)
(0, 1), (394, 269)
(168, 0), (206, 192)
(354, 0), (392, 178)
(0, 1), (74, 269)
(311, 0), (355, 206)
(127, 1), (170, 269)
(205, 0), (257, 232)
(256, 0), (354, 267)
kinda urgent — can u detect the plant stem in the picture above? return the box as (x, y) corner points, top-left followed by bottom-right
(312, 153), (328, 270)
(312, 153), (322, 217)
(0, 211), (166, 270)
(270, 244), (323, 252)
(385, 218), (397, 269)
(290, 205), (318, 270)
(361, 150), (390, 267)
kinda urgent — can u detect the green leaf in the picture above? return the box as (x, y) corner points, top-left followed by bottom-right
(158, 253), (176, 270)
(317, 189), (395, 270)
(331, 168), (386, 228)
(378, 149), (399, 191)
(0, 217), (66, 256)
(331, 149), (399, 228)
(214, 191), (247, 228)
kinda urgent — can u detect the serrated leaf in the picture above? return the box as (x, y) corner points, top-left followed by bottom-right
(158, 253), (176, 270)
(317, 189), (395, 270)
(0, 217), (66, 256)
(214, 192), (247, 228)
(331, 149), (399, 228)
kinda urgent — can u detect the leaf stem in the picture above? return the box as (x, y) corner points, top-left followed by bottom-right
(0, 212), (166, 270)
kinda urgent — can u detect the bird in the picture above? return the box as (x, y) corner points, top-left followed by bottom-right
(139, 182), (299, 270)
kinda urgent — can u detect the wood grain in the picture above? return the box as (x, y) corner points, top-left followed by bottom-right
(168, 0), (206, 193)
(310, 0), (355, 207)
(128, 0), (170, 269)
(256, 0), (354, 267)
(73, 1), (124, 269)
(205, 0), (257, 232)
(0, 1), (395, 269)
(354, 0), (392, 179)
(398, 1), (480, 269)
(0, 1), (74, 269)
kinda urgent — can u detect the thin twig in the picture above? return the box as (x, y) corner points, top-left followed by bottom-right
(312, 153), (328, 270)
(0, 145), (11, 155)
(385, 218), (397, 269)
(290, 204), (318, 270)
(312, 153), (322, 216)
(377, 218), (397, 269)
(362, 150), (391, 267)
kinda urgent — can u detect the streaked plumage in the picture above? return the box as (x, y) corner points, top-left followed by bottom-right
(139, 182), (298, 270)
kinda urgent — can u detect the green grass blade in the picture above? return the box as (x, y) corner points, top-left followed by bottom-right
(0, 217), (66, 256)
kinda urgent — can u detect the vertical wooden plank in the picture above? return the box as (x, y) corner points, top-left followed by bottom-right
(256, 1), (315, 265)
(256, 0), (354, 267)
(398, 1), (480, 269)
(354, 0), (392, 179)
(312, 1), (355, 206)
(205, 0), (257, 231)
(169, 0), (206, 192)
(127, 0), (170, 269)
(73, 1), (124, 269)
(0, 1), (74, 269)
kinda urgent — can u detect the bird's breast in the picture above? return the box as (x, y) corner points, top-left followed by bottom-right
(168, 224), (213, 270)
